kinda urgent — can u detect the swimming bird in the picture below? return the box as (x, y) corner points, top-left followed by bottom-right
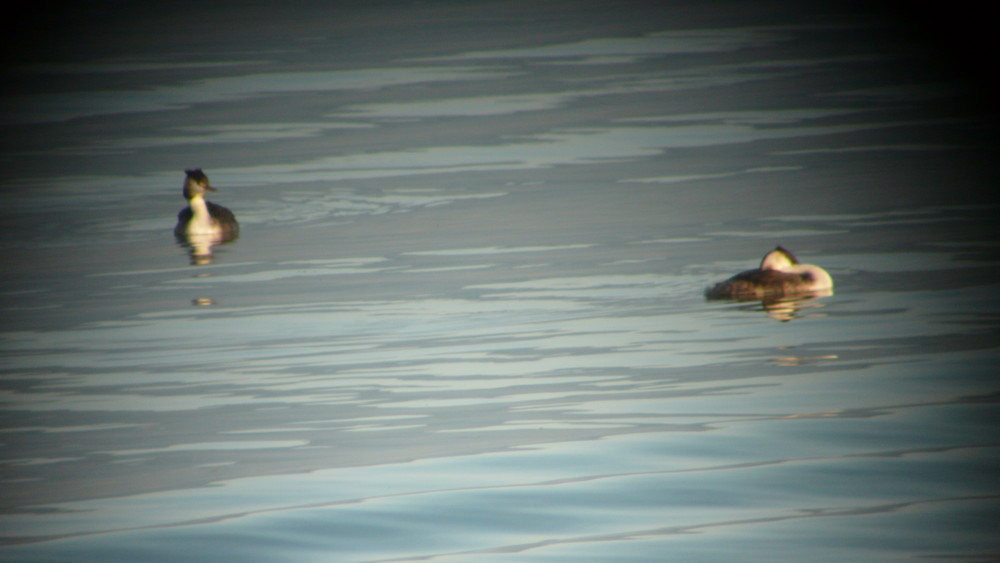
(174, 169), (239, 241)
(705, 246), (832, 300)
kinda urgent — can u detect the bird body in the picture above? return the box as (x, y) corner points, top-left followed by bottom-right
(706, 246), (832, 300)
(174, 169), (238, 241)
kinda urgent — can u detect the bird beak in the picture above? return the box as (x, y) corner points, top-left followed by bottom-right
(205, 185), (218, 191)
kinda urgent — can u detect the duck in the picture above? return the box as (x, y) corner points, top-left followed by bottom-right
(705, 246), (832, 300)
(174, 169), (239, 242)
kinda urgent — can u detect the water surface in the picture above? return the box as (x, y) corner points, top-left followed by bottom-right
(2, 2), (998, 561)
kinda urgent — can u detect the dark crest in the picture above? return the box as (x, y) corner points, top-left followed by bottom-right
(185, 168), (209, 182)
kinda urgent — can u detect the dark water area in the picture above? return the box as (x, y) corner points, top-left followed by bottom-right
(1, 1), (999, 561)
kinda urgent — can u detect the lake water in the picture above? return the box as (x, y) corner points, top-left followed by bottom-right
(2, 2), (998, 561)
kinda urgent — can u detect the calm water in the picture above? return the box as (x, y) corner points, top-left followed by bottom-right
(2, 2), (999, 561)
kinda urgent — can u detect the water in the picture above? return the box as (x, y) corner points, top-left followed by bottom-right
(2, 2), (999, 561)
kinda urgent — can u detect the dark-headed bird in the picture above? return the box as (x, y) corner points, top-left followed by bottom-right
(174, 169), (239, 242)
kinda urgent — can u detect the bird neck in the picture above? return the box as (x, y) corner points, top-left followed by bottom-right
(186, 195), (216, 234)
(188, 195), (210, 217)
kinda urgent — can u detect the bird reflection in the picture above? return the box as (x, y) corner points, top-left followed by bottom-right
(717, 290), (832, 322)
(173, 169), (239, 264)
(757, 291), (832, 321)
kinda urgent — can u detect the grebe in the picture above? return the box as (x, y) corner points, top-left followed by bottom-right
(705, 246), (832, 300)
(174, 169), (239, 241)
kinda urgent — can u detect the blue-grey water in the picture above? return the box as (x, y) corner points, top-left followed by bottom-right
(2, 2), (998, 561)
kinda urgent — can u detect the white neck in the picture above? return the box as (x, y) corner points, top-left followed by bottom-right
(186, 196), (216, 235)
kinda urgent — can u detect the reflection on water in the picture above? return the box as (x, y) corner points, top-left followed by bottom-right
(176, 232), (238, 265)
(2, 2), (999, 562)
(718, 291), (834, 323)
